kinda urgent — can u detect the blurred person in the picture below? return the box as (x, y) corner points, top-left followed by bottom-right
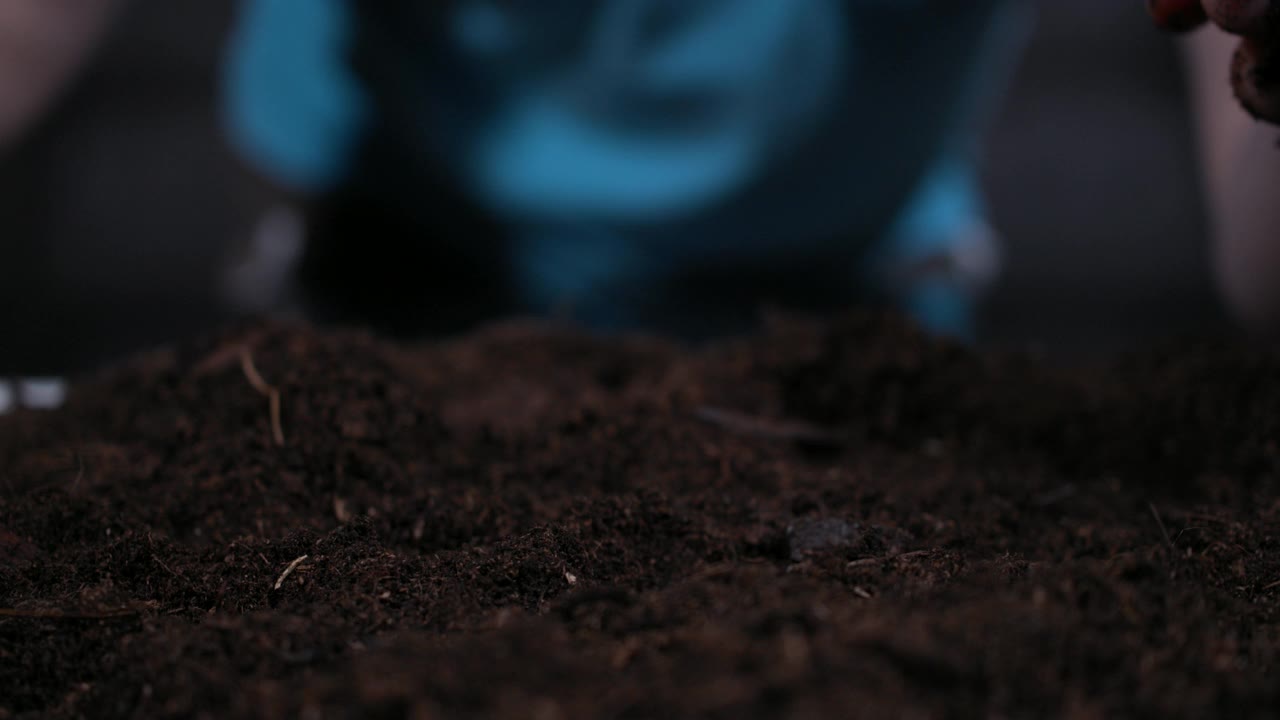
(223, 0), (1033, 340)
(1149, 0), (1280, 332)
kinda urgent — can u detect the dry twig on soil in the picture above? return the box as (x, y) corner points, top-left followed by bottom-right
(694, 406), (844, 447)
(273, 554), (309, 591)
(240, 346), (285, 447)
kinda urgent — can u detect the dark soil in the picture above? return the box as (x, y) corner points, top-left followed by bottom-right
(2, 314), (1279, 718)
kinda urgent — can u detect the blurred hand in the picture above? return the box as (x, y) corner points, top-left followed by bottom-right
(0, 0), (123, 149)
(1149, 0), (1280, 122)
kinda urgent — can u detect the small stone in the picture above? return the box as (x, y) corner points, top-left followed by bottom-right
(786, 518), (913, 562)
(787, 518), (860, 562)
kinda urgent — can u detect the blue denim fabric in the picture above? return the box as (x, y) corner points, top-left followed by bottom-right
(224, 0), (1030, 336)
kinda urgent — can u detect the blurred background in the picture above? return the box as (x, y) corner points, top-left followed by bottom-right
(0, 0), (1228, 381)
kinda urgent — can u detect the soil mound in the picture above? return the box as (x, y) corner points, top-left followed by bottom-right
(3, 315), (1279, 718)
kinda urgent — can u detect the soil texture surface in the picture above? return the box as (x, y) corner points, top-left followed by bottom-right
(2, 315), (1279, 718)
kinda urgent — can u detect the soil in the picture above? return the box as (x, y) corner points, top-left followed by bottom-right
(2, 313), (1279, 719)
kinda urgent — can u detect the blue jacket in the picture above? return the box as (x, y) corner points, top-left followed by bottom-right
(224, 0), (1029, 335)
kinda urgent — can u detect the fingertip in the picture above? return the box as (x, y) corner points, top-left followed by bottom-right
(1232, 36), (1280, 122)
(1204, 0), (1274, 34)
(1148, 0), (1210, 33)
